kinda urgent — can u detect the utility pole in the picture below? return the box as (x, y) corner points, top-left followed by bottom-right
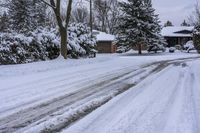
(90, 0), (93, 37)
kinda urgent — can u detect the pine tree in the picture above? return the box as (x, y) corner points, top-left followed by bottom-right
(144, 0), (159, 45)
(32, 0), (47, 28)
(8, 0), (47, 33)
(118, 0), (163, 54)
(164, 20), (173, 27)
(118, 0), (147, 54)
(181, 20), (190, 26)
(8, 0), (34, 33)
(145, 1), (166, 47)
(0, 12), (9, 32)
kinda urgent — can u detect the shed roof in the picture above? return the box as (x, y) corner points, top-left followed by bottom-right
(161, 26), (194, 37)
(93, 30), (116, 41)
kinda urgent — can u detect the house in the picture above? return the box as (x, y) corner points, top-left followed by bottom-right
(161, 26), (194, 47)
(93, 30), (117, 53)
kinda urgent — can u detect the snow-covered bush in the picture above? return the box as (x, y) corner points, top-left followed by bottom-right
(193, 26), (200, 53)
(116, 45), (131, 53)
(0, 28), (59, 65)
(0, 24), (96, 64)
(30, 28), (60, 59)
(183, 40), (195, 53)
(67, 23), (96, 58)
(147, 44), (166, 53)
(169, 47), (176, 53)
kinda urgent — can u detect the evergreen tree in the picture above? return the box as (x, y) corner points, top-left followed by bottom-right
(118, 0), (163, 54)
(118, 0), (147, 54)
(181, 20), (190, 26)
(0, 12), (9, 32)
(144, 0), (160, 45)
(145, 2), (166, 47)
(8, 0), (34, 33)
(32, 0), (47, 28)
(193, 25), (200, 53)
(164, 20), (173, 27)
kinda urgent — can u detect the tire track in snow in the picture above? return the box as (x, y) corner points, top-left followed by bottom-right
(105, 65), (184, 133)
(110, 62), (199, 133)
(0, 57), (199, 133)
(189, 66), (200, 133)
(0, 65), (156, 133)
(0, 66), (135, 116)
(59, 63), (177, 133)
(60, 59), (200, 133)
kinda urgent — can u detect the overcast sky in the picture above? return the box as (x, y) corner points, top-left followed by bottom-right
(152, 0), (197, 26)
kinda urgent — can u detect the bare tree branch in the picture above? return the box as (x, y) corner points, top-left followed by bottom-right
(41, 0), (56, 9)
(65, 0), (73, 28)
(41, 0), (73, 59)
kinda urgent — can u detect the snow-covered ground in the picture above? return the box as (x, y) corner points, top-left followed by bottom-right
(0, 51), (200, 133)
(62, 59), (200, 133)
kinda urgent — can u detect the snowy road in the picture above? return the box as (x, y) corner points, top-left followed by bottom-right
(0, 59), (159, 133)
(62, 58), (200, 133)
(0, 53), (199, 133)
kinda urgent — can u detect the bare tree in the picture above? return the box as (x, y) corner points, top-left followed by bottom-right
(41, 0), (73, 59)
(71, 6), (89, 23)
(91, 0), (120, 34)
(93, 0), (110, 32)
(89, 0), (93, 34)
(106, 0), (120, 34)
(188, 3), (200, 26)
(75, 0), (93, 35)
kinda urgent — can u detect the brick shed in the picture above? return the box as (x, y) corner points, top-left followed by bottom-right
(93, 31), (117, 53)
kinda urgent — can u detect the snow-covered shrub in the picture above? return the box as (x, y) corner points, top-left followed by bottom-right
(169, 47), (176, 53)
(0, 24), (97, 64)
(147, 44), (166, 53)
(116, 45), (131, 53)
(30, 28), (60, 59)
(183, 40), (195, 53)
(193, 26), (200, 53)
(0, 28), (59, 65)
(68, 23), (96, 58)
(0, 33), (32, 64)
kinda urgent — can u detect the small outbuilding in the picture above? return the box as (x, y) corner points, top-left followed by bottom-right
(93, 30), (117, 53)
(161, 26), (194, 47)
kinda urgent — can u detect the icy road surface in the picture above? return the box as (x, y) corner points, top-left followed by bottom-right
(0, 52), (199, 133)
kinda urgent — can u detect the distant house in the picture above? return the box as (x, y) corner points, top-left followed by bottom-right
(161, 26), (194, 47)
(93, 30), (117, 53)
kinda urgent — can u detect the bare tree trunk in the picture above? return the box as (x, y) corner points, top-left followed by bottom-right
(102, 17), (105, 32)
(60, 28), (67, 59)
(138, 43), (142, 55)
(41, 0), (73, 59)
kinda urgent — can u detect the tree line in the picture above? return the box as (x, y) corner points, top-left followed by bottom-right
(0, 0), (199, 63)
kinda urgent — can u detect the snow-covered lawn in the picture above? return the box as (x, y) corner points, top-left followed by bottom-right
(0, 51), (199, 133)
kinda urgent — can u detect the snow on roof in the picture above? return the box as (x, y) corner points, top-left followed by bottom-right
(93, 30), (116, 41)
(161, 26), (194, 37)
